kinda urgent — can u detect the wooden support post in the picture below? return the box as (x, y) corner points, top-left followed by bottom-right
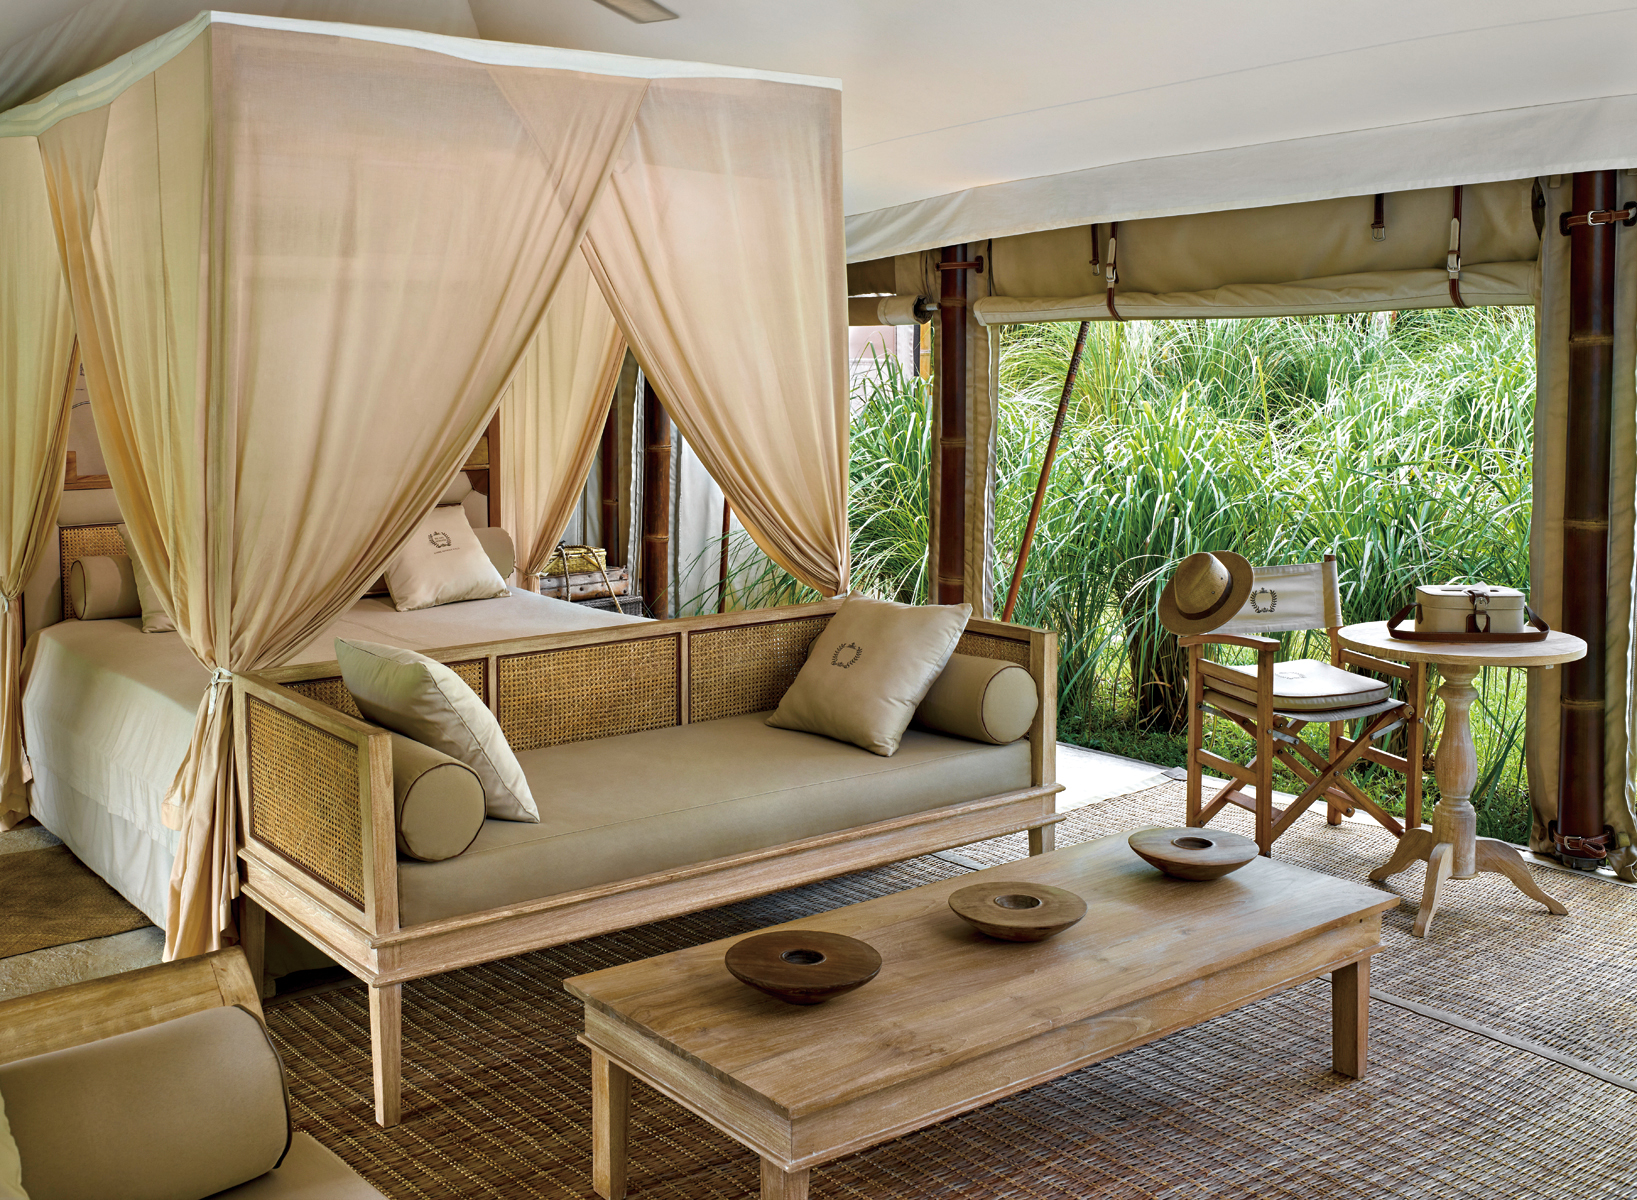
(717, 497), (732, 614)
(600, 403), (621, 565)
(484, 411), (501, 530)
(1557, 169), (1617, 868)
(934, 244), (969, 606)
(641, 380), (671, 617)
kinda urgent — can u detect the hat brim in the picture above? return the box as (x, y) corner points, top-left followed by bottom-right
(1157, 551), (1255, 636)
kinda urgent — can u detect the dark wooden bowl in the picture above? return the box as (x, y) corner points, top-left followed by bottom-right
(948, 881), (1087, 942)
(1127, 827), (1259, 881)
(724, 930), (882, 1005)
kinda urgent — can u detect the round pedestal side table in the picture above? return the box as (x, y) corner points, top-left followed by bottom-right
(1335, 621), (1586, 938)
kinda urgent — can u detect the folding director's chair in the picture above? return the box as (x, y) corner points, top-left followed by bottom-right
(1181, 555), (1426, 856)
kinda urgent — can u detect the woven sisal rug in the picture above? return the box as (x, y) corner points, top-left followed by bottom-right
(0, 844), (150, 958)
(266, 785), (1637, 1199)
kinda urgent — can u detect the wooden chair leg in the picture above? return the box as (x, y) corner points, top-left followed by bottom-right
(1185, 647), (1204, 828)
(369, 982), (403, 1127)
(1028, 824), (1055, 856)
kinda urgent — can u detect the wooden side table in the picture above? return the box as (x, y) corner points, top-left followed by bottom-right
(1335, 622), (1585, 937)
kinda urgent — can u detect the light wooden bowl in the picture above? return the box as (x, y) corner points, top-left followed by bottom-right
(724, 930), (882, 1005)
(948, 881), (1088, 942)
(1127, 827), (1258, 881)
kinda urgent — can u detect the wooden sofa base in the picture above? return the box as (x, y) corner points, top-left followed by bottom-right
(242, 783), (1062, 1127)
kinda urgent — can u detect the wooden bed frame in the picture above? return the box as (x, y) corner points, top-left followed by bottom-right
(232, 599), (1060, 1126)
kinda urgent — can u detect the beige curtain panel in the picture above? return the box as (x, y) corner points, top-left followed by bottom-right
(34, 23), (649, 958)
(499, 248), (626, 586)
(0, 137), (76, 830)
(584, 76), (850, 597)
(6, 13), (846, 956)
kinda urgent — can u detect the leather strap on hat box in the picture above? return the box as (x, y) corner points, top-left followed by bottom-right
(1386, 603), (1549, 643)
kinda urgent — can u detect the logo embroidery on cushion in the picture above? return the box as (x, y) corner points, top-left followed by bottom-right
(428, 531), (453, 550)
(1250, 587), (1278, 614)
(831, 642), (862, 668)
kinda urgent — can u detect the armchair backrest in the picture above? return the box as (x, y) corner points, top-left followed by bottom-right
(1214, 555), (1342, 636)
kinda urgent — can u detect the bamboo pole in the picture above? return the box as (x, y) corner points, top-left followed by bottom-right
(717, 497), (732, 614)
(1000, 320), (1090, 623)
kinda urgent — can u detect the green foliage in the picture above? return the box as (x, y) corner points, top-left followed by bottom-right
(695, 311), (1539, 843)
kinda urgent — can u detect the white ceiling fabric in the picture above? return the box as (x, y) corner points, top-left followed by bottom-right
(7, 1), (1637, 259)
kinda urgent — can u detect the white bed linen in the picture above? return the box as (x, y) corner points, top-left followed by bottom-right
(21, 588), (640, 923)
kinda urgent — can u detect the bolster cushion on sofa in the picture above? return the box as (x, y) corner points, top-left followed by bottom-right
(68, 555), (141, 621)
(0, 1005), (290, 1200)
(914, 654), (1040, 745)
(397, 711), (1032, 926)
(389, 732), (485, 862)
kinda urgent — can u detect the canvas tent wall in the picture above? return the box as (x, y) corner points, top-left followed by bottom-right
(0, 11), (848, 955)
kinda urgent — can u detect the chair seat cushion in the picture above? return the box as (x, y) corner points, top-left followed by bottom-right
(1215, 659), (1391, 712)
(397, 711), (1030, 926)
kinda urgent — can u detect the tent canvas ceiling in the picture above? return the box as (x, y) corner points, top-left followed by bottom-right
(5, 1), (1637, 260)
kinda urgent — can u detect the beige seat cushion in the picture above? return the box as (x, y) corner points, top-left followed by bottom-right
(385, 505), (508, 612)
(397, 711), (1030, 926)
(69, 554), (141, 621)
(337, 638), (537, 822)
(389, 733), (485, 861)
(914, 654), (1039, 744)
(0, 1088), (22, 1200)
(1214, 658), (1391, 712)
(767, 594), (971, 756)
(0, 1006), (289, 1200)
(117, 524), (176, 633)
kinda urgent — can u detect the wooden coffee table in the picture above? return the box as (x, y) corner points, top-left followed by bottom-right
(566, 835), (1398, 1200)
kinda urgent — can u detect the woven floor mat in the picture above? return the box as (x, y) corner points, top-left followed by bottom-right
(267, 830), (1637, 1199)
(956, 783), (1637, 1084)
(0, 844), (149, 958)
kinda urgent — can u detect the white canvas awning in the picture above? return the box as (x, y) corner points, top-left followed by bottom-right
(7, 2), (1637, 260)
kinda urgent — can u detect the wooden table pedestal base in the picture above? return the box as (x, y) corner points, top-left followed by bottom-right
(1370, 828), (1568, 937)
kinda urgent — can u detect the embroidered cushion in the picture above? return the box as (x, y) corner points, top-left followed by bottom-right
(766, 594), (970, 756)
(385, 505), (508, 612)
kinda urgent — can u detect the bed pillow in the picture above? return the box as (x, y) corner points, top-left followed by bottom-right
(388, 733), (486, 861)
(766, 593), (971, 756)
(337, 638), (538, 822)
(385, 506), (509, 612)
(914, 654), (1039, 745)
(68, 555), (141, 621)
(115, 524), (176, 633)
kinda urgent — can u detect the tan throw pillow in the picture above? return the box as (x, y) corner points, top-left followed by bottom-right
(767, 594), (971, 756)
(337, 638), (538, 822)
(388, 732), (486, 861)
(914, 654), (1039, 744)
(69, 555), (141, 621)
(116, 524), (176, 633)
(385, 505), (509, 612)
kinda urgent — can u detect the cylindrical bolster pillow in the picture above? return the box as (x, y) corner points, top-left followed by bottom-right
(914, 654), (1039, 744)
(390, 732), (486, 861)
(68, 555), (141, 621)
(0, 1005), (290, 1200)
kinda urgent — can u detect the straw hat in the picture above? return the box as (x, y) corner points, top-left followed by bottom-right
(1158, 551), (1254, 635)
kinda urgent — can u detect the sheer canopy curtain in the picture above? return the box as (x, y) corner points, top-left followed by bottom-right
(37, 24), (648, 957)
(0, 137), (76, 830)
(498, 247), (626, 586)
(584, 76), (851, 597)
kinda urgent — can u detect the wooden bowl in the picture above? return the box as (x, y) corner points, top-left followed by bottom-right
(1127, 827), (1258, 881)
(948, 881), (1087, 942)
(724, 930), (882, 1005)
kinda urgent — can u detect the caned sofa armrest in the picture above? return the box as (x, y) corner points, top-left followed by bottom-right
(235, 673), (398, 937)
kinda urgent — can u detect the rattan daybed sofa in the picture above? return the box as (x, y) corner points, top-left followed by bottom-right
(233, 599), (1060, 1125)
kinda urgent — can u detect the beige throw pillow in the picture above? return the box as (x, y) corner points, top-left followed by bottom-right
(69, 555), (141, 621)
(385, 505), (508, 612)
(914, 654), (1039, 744)
(767, 594), (971, 756)
(0, 1085), (24, 1200)
(116, 524), (176, 633)
(337, 638), (538, 822)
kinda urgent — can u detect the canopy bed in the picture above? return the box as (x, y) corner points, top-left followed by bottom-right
(0, 12), (851, 962)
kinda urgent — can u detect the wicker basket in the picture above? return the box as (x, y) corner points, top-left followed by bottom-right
(542, 545), (607, 577)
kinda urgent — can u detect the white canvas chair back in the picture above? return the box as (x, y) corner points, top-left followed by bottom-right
(1215, 559), (1343, 635)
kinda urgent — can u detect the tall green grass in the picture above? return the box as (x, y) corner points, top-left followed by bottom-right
(686, 310), (1539, 841)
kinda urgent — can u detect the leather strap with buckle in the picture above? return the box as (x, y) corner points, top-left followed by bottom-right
(1385, 601), (1550, 643)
